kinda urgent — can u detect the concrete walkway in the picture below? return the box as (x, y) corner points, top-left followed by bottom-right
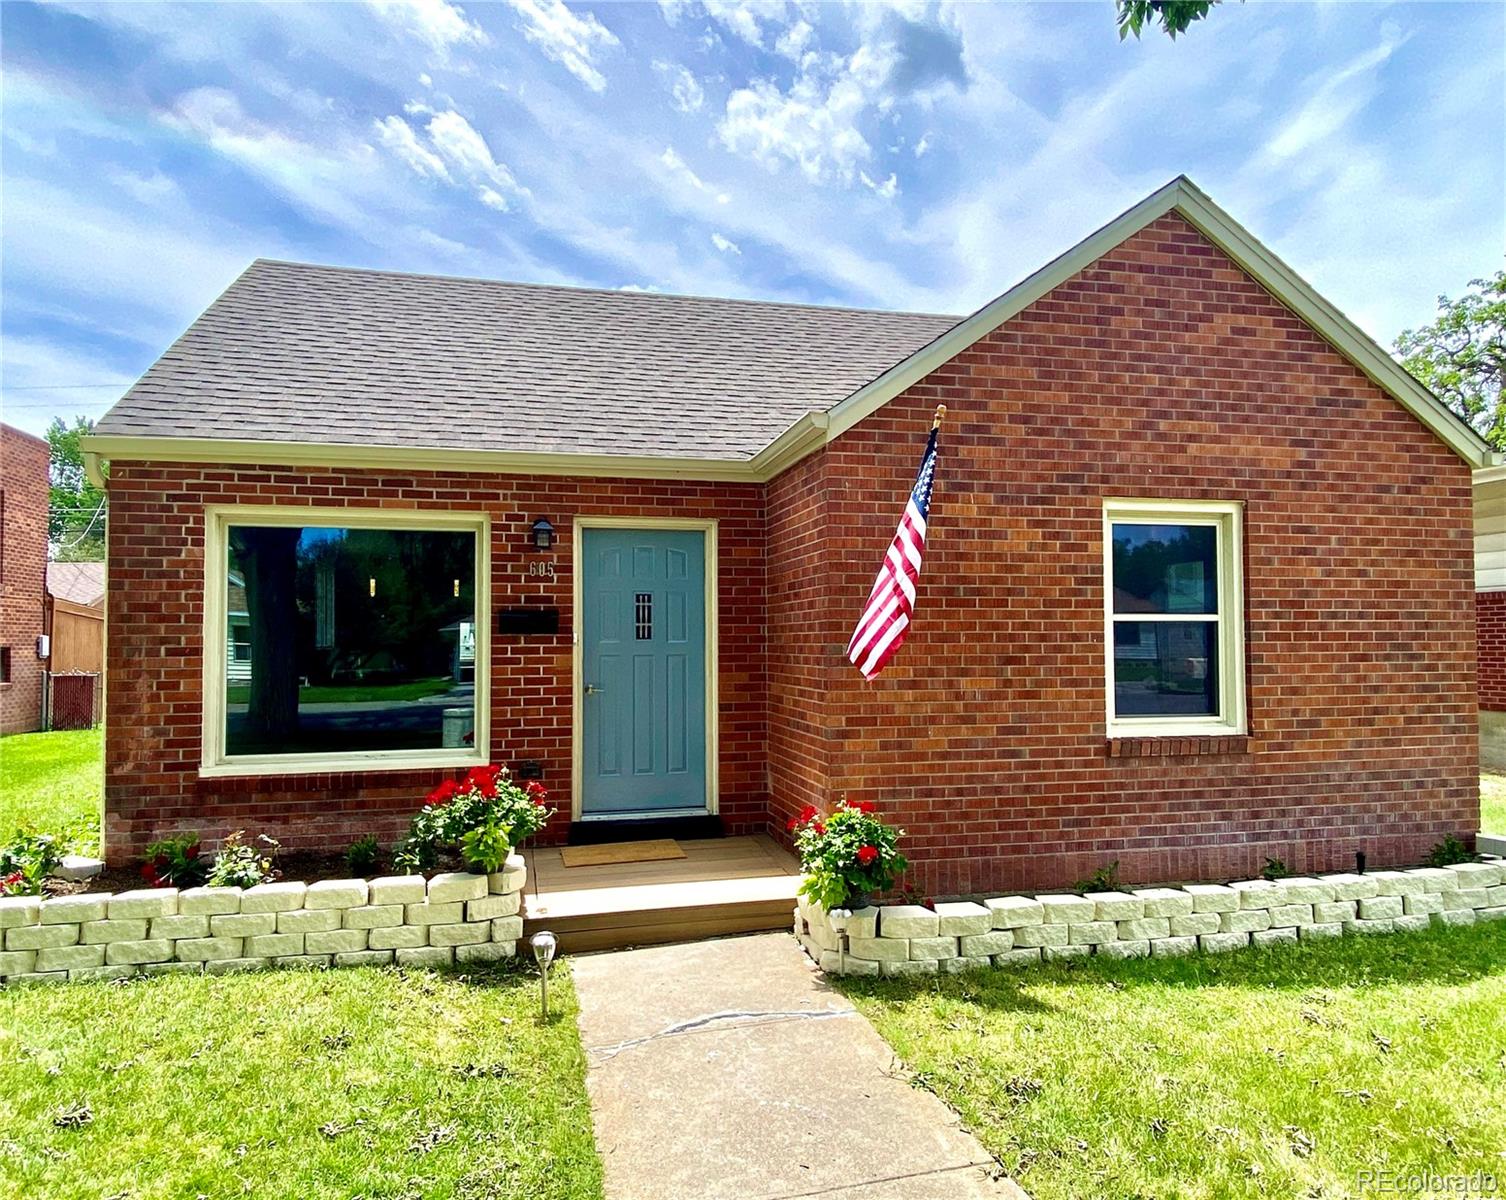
(570, 933), (1025, 1200)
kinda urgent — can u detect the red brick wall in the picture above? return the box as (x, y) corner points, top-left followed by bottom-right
(103, 467), (766, 860)
(1, 425), (48, 735)
(1481, 591), (1506, 711)
(766, 212), (1478, 893)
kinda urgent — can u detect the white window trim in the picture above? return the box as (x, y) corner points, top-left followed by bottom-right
(200, 504), (491, 778)
(1103, 498), (1246, 739)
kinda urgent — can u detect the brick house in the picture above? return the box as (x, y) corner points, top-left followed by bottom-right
(82, 178), (1498, 892)
(1, 423), (49, 735)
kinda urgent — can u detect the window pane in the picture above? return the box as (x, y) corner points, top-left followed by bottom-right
(1112, 523), (1218, 615)
(225, 525), (476, 757)
(1113, 620), (1218, 717)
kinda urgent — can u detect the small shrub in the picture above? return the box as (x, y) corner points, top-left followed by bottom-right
(206, 831), (280, 888)
(1262, 857), (1291, 881)
(1425, 834), (1476, 868)
(0, 831), (64, 896)
(393, 766), (554, 874)
(142, 834), (208, 888)
(790, 799), (907, 910)
(345, 834), (381, 876)
(1074, 861), (1121, 893)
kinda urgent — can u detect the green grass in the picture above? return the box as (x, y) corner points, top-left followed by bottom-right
(226, 677), (454, 705)
(843, 921), (1506, 1200)
(1482, 772), (1505, 835)
(0, 962), (603, 1200)
(0, 728), (101, 852)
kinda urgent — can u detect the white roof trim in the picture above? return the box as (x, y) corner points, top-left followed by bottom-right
(819, 176), (1497, 469)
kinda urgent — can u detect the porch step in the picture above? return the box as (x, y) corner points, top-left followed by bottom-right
(521, 835), (801, 954)
(566, 814), (724, 845)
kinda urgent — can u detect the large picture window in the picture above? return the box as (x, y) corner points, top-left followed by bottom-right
(1104, 500), (1244, 737)
(204, 509), (488, 774)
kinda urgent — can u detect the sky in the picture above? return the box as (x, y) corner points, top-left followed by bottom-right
(1, 0), (1502, 438)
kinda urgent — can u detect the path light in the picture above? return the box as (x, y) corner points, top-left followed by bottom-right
(531, 931), (557, 1020)
(828, 908), (852, 976)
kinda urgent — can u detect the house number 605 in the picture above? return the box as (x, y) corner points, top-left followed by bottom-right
(526, 561), (556, 580)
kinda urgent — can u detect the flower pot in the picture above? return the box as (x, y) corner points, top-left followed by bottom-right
(844, 891), (873, 911)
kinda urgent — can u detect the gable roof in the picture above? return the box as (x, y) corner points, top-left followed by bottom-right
(47, 561), (106, 608)
(91, 260), (958, 463)
(83, 176), (1496, 482)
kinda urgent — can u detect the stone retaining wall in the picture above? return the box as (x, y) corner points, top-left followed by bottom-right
(0, 856), (526, 986)
(796, 861), (1506, 976)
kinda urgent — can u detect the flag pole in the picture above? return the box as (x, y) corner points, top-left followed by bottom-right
(931, 404), (947, 432)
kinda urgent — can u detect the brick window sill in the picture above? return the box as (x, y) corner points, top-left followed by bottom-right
(1107, 735), (1249, 758)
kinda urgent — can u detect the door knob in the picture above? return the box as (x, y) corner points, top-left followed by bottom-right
(584, 684), (602, 695)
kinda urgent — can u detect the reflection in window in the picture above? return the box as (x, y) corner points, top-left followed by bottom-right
(1110, 521), (1222, 719)
(225, 525), (476, 757)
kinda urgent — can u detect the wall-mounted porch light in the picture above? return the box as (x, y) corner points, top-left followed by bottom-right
(531, 518), (556, 551)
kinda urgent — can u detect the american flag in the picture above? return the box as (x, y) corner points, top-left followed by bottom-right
(846, 417), (941, 680)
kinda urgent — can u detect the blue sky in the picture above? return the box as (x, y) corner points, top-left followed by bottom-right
(2, 0), (1502, 438)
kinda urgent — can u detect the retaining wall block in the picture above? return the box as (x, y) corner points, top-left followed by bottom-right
(427, 873), (486, 905)
(1444, 889), (1489, 911)
(959, 930), (1015, 957)
(1133, 888), (1194, 918)
(878, 905), (940, 938)
(0, 950), (39, 975)
(1299, 922), (1343, 940)
(1393, 914), (1432, 933)
(455, 941), (516, 965)
(305, 929), (369, 954)
(933, 901), (991, 936)
(71, 964), (136, 982)
(1087, 892), (1144, 922)
(1320, 873), (1378, 901)
(35, 944), (105, 972)
(241, 882), (307, 913)
(8, 923), (80, 951)
(1313, 901), (1357, 924)
(1252, 927), (1299, 948)
(272, 955), (332, 970)
(1476, 906), (1506, 922)
(487, 855), (527, 895)
(466, 893), (521, 922)
(108, 890), (178, 919)
(1220, 909), (1271, 934)
(986, 896), (1044, 928)
(369, 925), (428, 950)
(1230, 880), (1280, 909)
(1445, 862), (1502, 888)
(489, 915), (524, 942)
(429, 923), (489, 948)
(1267, 904), (1314, 929)
(0, 897), (41, 928)
(1432, 908), (1476, 928)
(1358, 896), (1404, 921)
(1403, 894), (1444, 916)
(1168, 912), (1221, 937)
(1199, 931), (1250, 953)
(843, 909), (880, 939)
(395, 946), (454, 969)
(304, 879), (369, 910)
(1039, 895), (1095, 924)
(1150, 935), (1198, 957)
(335, 950), (395, 968)
(1044, 944), (1090, 961)
(1067, 921), (1117, 946)
(278, 909), (341, 934)
(344, 905), (405, 930)
(847, 936), (909, 962)
(150, 915), (210, 940)
(81, 919), (149, 944)
(1013, 923), (1068, 948)
(245, 932), (304, 957)
(880, 958), (938, 977)
(1116, 917), (1171, 941)
(175, 937), (245, 962)
(404, 902), (465, 926)
(205, 957), (271, 975)
(369, 876), (426, 906)
(1184, 884), (1240, 913)
(1406, 868), (1459, 893)
(1097, 939), (1150, 960)
(141, 962), (202, 977)
(105, 938), (174, 965)
(9, 972), (67, 985)
(940, 955), (992, 973)
(994, 947), (1043, 968)
(210, 913), (277, 938)
(1273, 878), (1335, 905)
(1369, 871), (1425, 897)
(908, 936), (960, 961)
(1344, 918), (1395, 935)
(41, 895), (108, 924)
(179, 887), (243, 916)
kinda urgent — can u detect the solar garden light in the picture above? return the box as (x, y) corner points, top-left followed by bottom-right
(530, 931), (557, 1020)
(828, 908), (852, 976)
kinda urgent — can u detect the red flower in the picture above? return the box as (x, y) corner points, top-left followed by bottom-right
(853, 800), (877, 814)
(1, 870), (25, 894)
(856, 845), (879, 866)
(526, 780), (549, 806)
(812, 821), (826, 836)
(463, 767), (498, 798)
(786, 817), (799, 832)
(797, 805), (818, 824)
(427, 778), (458, 807)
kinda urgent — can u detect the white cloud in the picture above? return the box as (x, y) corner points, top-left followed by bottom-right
(658, 146), (729, 203)
(859, 170), (898, 199)
(773, 18), (813, 60)
(425, 109), (528, 207)
(701, 0), (786, 48)
(710, 231), (740, 255)
(913, 132), (931, 157)
(653, 60), (705, 113)
(502, 0), (619, 93)
(367, 0), (487, 54)
(373, 114), (452, 181)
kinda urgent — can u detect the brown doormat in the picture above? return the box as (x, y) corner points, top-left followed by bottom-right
(559, 839), (687, 868)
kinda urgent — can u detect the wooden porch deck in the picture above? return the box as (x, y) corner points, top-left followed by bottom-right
(521, 835), (801, 953)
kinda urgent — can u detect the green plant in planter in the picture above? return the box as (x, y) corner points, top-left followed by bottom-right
(1425, 834), (1476, 868)
(206, 831), (280, 888)
(393, 766), (554, 874)
(142, 833), (208, 888)
(790, 800), (907, 911)
(0, 831), (64, 896)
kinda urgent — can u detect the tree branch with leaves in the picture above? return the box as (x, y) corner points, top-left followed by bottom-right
(1395, 271), (1506, 452)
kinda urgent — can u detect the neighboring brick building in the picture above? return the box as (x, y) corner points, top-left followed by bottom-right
(1477, 468), (1506, 712)
(1, 423), (49, 735)
(83, 178), (1498, 888)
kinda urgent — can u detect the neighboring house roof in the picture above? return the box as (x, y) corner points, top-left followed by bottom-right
(92, 261), (959, 462)
(84, 176), (1497, 481)
(46, 561), (106, 609)
(1477, 466), (1506, 592)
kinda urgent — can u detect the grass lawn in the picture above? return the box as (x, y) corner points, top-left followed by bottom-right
(843, 921), (1506, 1200)
(0, 962), (603, 1200)
(226, 677), (454, 705)
(1482, 772), (1505, 835)
(0, 728), (101, 851)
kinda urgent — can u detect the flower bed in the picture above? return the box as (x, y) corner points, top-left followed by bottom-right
(0, 856), (527, 986)
(795, 859), (1506, 976)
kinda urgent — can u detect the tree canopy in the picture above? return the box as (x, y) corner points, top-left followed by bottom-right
(1395, 271), (1506, 452)
(1117, 0), (1222, 39)
(46, 415), (107, 562)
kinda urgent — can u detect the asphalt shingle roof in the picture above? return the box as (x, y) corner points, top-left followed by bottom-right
(96, 260), (962, 462)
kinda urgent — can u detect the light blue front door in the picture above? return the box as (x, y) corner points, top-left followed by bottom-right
(581, 528), (708, 816)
